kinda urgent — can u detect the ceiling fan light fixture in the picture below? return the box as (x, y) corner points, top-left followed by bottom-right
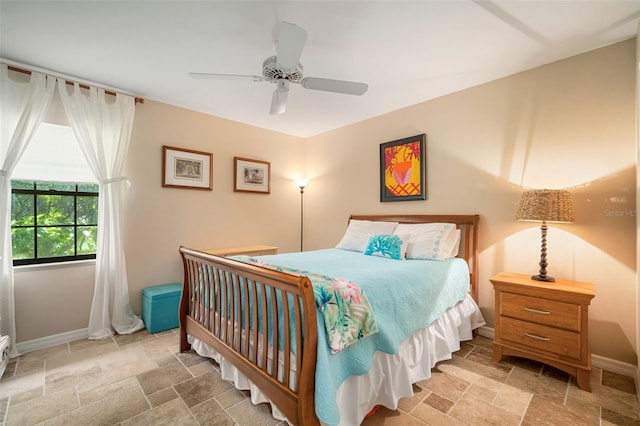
(270, 80), (289, 115)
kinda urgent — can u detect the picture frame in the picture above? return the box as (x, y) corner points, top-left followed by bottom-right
(234, 157), (271, 194)
(162, 145), (213, 191)
(380, 134), (427, 202)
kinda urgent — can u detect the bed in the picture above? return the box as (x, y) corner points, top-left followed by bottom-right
(179, 214), (484, 425)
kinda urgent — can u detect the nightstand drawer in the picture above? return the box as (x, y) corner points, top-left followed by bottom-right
(500, 292), (581, 331)
(500, 317), (581, 359)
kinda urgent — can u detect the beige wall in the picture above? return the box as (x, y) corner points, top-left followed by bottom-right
(13, 39), (637, 366)
(304, 39), (637, 364)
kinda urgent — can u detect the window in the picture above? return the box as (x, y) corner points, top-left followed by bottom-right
(11, 180), (99, 265)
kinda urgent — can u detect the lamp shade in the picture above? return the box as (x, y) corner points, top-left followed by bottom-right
(516, 189), (574, 223)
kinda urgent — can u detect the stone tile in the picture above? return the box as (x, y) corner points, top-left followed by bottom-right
(146, 348), (178, 367)
(0, 397), (6, 423)
(417, 369), (470, 401)
(2, 359), (17, 378)
(569, 381), (640, 420)
(215, 388), (248, 409)
(397, 383), (429, 413)
(441, 356), (510, 383)
(456, 341), (474, 357)
(113, 329), (156, 347)
(18, 344), (69, 363)
(465, 383), (497, 403)
(499, 355), (545, 374)
(74, 365), (132, 402)
(423, 393), (454, 414)
(464, 352), (514, 374)
(98, 344), (157, 377)
(5, 386), (78, 425)
(122, 398), (196, 425)
(361, 406), (426, 426)
(602, 370), (637, 395)
(565, 394), (602, 420)
(14, 358), (44, 377)
(173, 371), (233, 407)
(45, 379), (148, 425)
(9, 386), (44, 406)
(505, 365), (568, 404)
(140, 333), (179, 353)
(148, 387), (179, 408)
(69, 336), (118, 355)
(450, 393), (522, 426)
(489, 382), (532, 418)
(78, 376), (140, 407)
(411, 400), (465, 425)
(136, 361), (192, 395)
(176, 349), (210, 367)
(226, 399), (281, 426)
(189, 359), (215, 376)
(523, 395), (599, 426)
(601, 407), (640, 426)
(190, 398), (236, 426)
(540, 364), (571, 382)
(0, 367), (44, 398)
(469, 335), (494, 350)
(45, 350), (102, 395)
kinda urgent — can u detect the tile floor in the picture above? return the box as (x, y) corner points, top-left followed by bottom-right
(0, 329), (638, 425)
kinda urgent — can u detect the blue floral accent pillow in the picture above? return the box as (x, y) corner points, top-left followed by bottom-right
(363, 234), (409, 260)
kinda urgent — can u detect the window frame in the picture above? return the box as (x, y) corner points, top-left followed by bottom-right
(11, 180), (99, 266)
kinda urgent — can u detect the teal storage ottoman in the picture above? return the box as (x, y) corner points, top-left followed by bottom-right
(142, 283), (182, 333)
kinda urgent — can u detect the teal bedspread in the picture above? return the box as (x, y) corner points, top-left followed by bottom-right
(234, 248), (470, 425)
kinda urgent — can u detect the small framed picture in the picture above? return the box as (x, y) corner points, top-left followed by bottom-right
(380, 134), (427, 202)
(162, 145), (213, 190)
(234, 157), (271, 194)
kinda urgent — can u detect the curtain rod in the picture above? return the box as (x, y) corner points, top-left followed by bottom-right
(3, 62), (144, 104)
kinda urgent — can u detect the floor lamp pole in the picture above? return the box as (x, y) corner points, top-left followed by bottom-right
(299, 185), (305, 252)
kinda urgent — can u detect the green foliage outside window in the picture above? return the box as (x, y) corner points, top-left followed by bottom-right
(11, 180), (99, 265)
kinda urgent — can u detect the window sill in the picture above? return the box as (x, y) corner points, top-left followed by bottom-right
(13, 259), (96, 273)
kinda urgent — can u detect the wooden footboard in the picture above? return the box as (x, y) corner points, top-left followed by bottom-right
(179, 247), (319, 425)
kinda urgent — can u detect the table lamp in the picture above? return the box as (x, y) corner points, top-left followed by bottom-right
(516, 189), (574, 282)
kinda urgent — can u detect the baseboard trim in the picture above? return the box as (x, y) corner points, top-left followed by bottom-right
(16, 328), (88, 354)
(477, 326), (638, 378)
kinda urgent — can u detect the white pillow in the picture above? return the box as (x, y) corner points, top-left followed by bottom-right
(335, 220), (399, 252)
(393, 223), (460, 260)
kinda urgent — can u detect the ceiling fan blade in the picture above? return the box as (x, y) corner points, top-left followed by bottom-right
(276, 22), (307, 71)
(300, 77), (368, 95)
(189, 72), (264, 82)
(270, 80), (289, 115)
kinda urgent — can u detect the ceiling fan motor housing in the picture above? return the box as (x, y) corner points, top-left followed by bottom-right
(262, 55), (303, 82)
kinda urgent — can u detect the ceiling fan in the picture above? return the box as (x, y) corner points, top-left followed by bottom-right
(189, 21), (368, 115)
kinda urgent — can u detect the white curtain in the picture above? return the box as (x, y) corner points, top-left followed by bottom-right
(0, 64), (55, 356)
(58, 81), (143, 339)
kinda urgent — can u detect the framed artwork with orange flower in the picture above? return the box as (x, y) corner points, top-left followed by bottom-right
(379, 134), (426, 202)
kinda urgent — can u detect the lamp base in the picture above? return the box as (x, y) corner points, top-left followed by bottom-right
(532, 274), (555, 283)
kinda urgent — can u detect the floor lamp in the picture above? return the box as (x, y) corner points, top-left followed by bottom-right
(516, 189), (574, 282)
(296, 179), (308, 252)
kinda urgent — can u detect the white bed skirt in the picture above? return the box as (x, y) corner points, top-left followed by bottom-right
(189, 294), (485, 426)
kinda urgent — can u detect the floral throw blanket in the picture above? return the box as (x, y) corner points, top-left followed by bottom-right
(234, 256), (379, 354)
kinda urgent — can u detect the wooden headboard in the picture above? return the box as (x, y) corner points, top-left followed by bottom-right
(349, 214), (480, 302)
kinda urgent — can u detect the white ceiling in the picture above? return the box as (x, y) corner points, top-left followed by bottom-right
(1, 1), (639, 138)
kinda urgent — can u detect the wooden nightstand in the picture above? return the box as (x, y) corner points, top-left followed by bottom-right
(491, 272), (595, 391)
(203, 245), (278, 257)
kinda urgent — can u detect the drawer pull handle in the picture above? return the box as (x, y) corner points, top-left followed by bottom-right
(524, 332), (550, 341)
(524, 307), (550, 315)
